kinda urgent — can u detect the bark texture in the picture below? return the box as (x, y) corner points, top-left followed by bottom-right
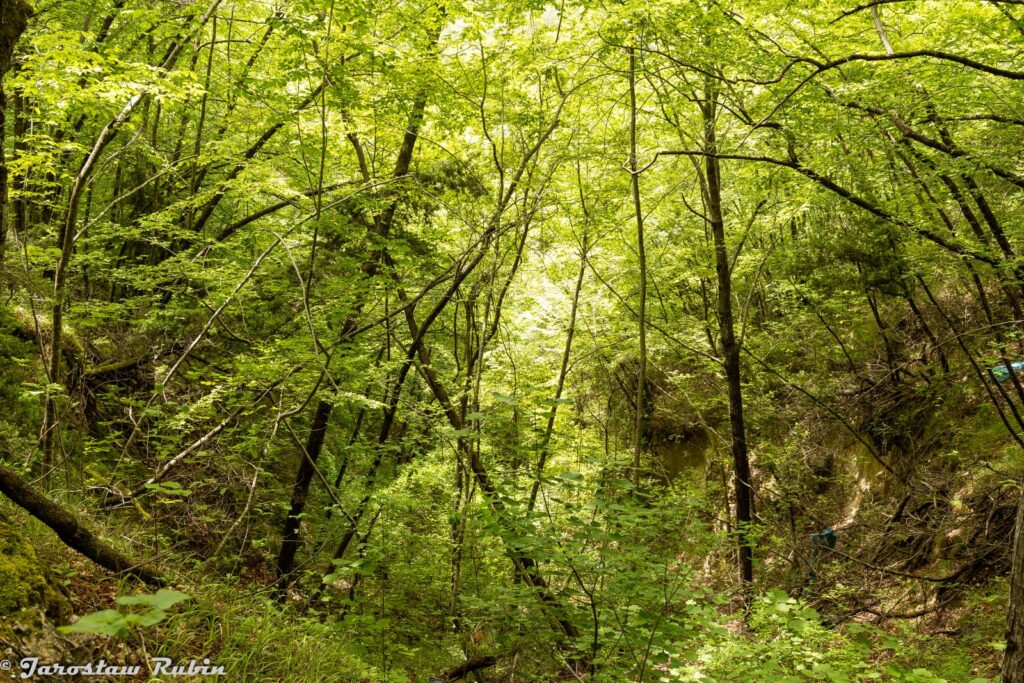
(0, 461), (165, 586)
(1003, 485), (1024, 682)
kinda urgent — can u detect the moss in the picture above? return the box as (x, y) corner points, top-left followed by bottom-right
(0, 511), (68, 621)
(0, 514), (93, 671)
(0, 510), (75, 666)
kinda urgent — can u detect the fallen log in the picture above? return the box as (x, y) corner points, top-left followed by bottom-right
(0, 461), (165, 586)
(432, 655), (498, 682)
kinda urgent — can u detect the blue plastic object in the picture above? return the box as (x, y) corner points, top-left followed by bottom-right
(807, 527), (837, 583)
(810, 527), (837, 551)
(991, 361), (1024, 383)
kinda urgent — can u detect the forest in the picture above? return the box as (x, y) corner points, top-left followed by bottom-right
(1, 0), (1024, 680)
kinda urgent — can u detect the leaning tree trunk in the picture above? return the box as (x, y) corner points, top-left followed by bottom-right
(273, 91), (429, 595)
(0, 461), (164, 585)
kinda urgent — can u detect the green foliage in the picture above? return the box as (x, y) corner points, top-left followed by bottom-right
(155, 583), (410, 683)
(59, 590), (191, 639)
(0, 0), (1020, 679)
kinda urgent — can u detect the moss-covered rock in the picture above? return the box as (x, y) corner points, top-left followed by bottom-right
(0, 509), (72, 661)
(0, 515), (64, 616)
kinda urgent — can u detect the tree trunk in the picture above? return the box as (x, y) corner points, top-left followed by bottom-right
(0, 461), (164, 585)
(0, 0), (33, 270)
(273, 90), (429, 593)
(1003, 485), (1024, 682)
(702, 77), (755, 594)
(627, 46), (648, 492)
(437, 654), (498, 682)
(275, 400), (332, 589)
(527, 237), (586, 512)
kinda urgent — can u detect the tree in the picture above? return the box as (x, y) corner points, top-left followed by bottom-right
(2, 1), (1023, 680)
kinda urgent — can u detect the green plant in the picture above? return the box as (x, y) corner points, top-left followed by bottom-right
(59, 589), (191, 639)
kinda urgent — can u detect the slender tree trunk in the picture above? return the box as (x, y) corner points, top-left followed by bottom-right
(627, 46), (647, 491)
(452, 221), (530, 618)
(858, 271), (901, 386)
(449, 452), (467, 631)
(397, 180), (584, 649)
(314, 246), (491, 593)
(450, 286), (481, 628)
(702, 77), (754, 594)
(273, 90), (430, 593)
(527, 237), (587, 512)
(412, 325), (583, 644)
(275, 400), (332, 589)
(1, 81), (10, 269)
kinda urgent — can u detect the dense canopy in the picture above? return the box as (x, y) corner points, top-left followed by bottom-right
(1, 0), (1024, 680)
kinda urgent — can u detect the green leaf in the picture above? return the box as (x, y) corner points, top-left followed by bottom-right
(492, 392), (517, 405)
(116, 588), (191, 610)
(58, 610), (129, 638)
(134, 610), (168, 627)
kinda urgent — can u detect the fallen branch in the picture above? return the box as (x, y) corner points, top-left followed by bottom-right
(435, 655), (498, 682)
(84, 354), (152, 377)
(126, 371), (294, 501)
(0, 461), (165, 586)
(841, 596), (956, 622)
